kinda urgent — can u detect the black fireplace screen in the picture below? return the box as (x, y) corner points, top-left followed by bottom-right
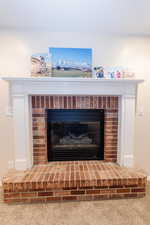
(47, 109), (104, 161)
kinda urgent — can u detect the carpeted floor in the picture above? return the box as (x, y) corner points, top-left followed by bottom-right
(0, 183), (150, 225)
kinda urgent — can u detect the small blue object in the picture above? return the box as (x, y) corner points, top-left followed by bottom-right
(96, 72), (104, 78)
(110, 72), (115, 78)
(95, 66), (104, 78)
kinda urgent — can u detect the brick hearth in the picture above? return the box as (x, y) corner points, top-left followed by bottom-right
(3, 161), (146, 204)
(32, 96), (118, 164)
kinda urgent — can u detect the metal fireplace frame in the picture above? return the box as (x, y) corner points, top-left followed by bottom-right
(47, 109), (104, 161)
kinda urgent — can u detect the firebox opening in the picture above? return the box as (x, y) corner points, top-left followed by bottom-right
(47, 109), (104, 161)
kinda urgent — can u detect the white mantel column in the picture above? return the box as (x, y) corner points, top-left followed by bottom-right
(118, 94), (136, 167)
(12, 94), (32, 170)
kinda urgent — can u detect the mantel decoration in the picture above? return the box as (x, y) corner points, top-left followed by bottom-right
(31, 47), (135, 79)
(31, 47), (92, 78)
(49, 47), (92, 78)
(31, 53), (52, 77)
(94, 66), (135, 79)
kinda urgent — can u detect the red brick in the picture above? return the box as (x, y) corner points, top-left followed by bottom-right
(21, 192), (37, 197)
(38, 192), (53, 196)
(117, 188), (130, 193)
(36, 96), (40, 108)
(63, 187), (77, 190)
(77, 195), (93, 201)
(93, 194), (109, 200)
(111, 194), (124, 199)
(137, 193), (145, 198)
(46, 197), (61, 201)
(4, 198), (25, 204)
(63, 196), (77, 201)
(30, 198), (46, 203)
(86, 189), (101, 194)
(71, 190), (85, 195)
(32, 96), (36, 108)
(131, 188), (145, 192)
(55, 191), (71, 196)
(4, 193), (20, 198)
(33, 144), (46, 148)
(33, 136), (45, 139)
(124, 193), (138, 198)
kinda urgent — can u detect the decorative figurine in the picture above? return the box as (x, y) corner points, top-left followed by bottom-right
(110, 73), (114, 79)
(94, 66), (104, 78)
(115, 70), (121, 78)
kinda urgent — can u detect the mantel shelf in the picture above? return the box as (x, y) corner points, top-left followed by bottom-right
(2, 76), (144, 109)
(2, 76), (144, 85)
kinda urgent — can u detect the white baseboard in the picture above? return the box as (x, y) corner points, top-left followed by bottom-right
(15, 159), (27, 170)
(8, 159), (27, 170)
(123, 155), (134, 168)
(147, 176), (150, 181)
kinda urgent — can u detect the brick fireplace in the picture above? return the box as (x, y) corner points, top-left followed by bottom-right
(2, 77), (144, 170)
(2, 77), (147, 204)
(32, 95), (118, 165)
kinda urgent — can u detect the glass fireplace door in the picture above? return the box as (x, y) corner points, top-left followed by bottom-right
(47, 109), (104, 161)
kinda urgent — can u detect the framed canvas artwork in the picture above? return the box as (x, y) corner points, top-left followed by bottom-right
(31, 53), (52, 77)
(49, 47), (92, 78)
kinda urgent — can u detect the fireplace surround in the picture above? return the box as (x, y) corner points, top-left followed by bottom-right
(2, 77), (147, 204)
(32, 95), (117, 164)
(2, 77), (144, 170)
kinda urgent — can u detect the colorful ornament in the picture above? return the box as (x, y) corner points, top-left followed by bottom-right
(94, 66), (104, 78)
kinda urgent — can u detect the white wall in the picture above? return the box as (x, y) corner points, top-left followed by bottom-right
(0, 30), (150, 178)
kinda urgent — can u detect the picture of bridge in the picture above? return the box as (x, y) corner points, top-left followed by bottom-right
(49, 47), (92, 77)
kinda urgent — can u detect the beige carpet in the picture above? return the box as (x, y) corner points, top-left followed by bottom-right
(0, 184), (150, 225)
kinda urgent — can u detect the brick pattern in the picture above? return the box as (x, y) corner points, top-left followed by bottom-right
(31, 96), (118, 164)
(3, 161), (146, 204)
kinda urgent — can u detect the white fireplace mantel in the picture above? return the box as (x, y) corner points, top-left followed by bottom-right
(3, 77), (143, 96)
(3, 77), (144, 170)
